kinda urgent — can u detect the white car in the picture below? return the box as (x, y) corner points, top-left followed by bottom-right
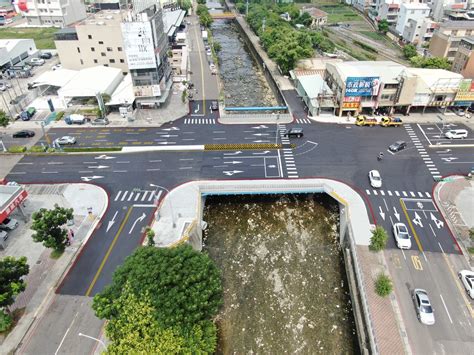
(54, 136), (76, 145)
(368, 170), (382, 188)
(413, 289), (435, 325)
(52, 64), (62, 71)
(29, 58), (45, 66)
(445, 129), (468, 139)
(459, 270), (474, 299)
(0, 217), (19, 231)
(393, 223), (412, 249)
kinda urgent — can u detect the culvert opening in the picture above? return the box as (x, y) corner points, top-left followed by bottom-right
(203, 193), (360, 354)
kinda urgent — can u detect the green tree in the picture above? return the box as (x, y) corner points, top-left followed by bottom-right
(145, 227), (155, 247)
(199, 13), (213, 28)
(0, 256), (29, 332)
(295, 11), (312, 27)
(378, 19), (389, 34)
(92, 245), (223, 329)
(31, 204), (74, 253)
(375, 273), (393, 297)
(177, 0), (192, 11)
(236, 1), (246, 14)
(196, 4), (208, 16)
(213, 41), (222, 52)
(196, 0), (206, 4)
(402, 44), (417, 59)
(0, 110), (10, 128)
(369, 226), (388, 252)
(410, 56), (451, 69)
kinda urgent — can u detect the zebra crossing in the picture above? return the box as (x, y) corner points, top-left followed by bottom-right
(184, 118), (216, 125)
(113, 189), (162, 203)
(366, 189), (431, 198)
(279, 124), (299, 178)
(295, 118), (312, 124)
(404, 124), (441, 180)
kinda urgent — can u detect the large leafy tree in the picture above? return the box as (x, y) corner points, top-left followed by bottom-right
(31, 204), (74, 253)
(0, 256), (29, 331)
(410, 55), (451, 69)
(93, 245), (222, 328)
(378, 19), (389, 34)
(0, 110), (9, 128)
(403, 44), (417, 59)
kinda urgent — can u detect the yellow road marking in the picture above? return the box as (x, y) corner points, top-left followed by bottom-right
(85, 207), (134, 296)
(442, 254), (474, 318)
(411, 255), (423, 270)
(400, 199), (424, 252)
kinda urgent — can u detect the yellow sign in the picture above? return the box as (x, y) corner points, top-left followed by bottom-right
(342, 102), (360, 109)
(455, 79), (474, 102)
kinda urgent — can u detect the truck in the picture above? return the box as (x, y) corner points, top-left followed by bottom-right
(380, 116), (403, 127)
(202, 30), (208, 42)
(355, 115), (378, 126)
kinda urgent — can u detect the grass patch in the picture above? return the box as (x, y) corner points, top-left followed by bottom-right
(7, 145), (27, 153)
(62, 147), (122, 153)
(359, 31), (389, 42)
(318, 4), (363, 23)
(0, 308), (25, 337)
(28, 145), (47, 153)
(0, 27), (57, 49)
(353, 40), (377, 53)
(50, 249), (64, 259)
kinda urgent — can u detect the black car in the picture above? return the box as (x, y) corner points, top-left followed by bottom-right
(39, 52), (52, 59)
(13, 130), (35, 138)
(389, 140), (407, 152)
(283, 128), (304, 138)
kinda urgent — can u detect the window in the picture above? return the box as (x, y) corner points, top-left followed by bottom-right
(77, 47), (81, 53)
(104, 64), (109, 67)
(98, 41), (104, 44)
(120, 59), (125, 63)
(467, 30), (472, 36)
(94, 59), (98, 63)
(88, 35), (92, 39)
(101, 52), (106, 57)
(117, 47), (122, 51)
(80, 59), (84, 65)
(109, 59), (115, 63)
(107, 47), (113, 52)
(91, 47), (95, 52)
(452, 30), (458, 36)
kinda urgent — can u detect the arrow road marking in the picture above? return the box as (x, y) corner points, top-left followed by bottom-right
(157, 134), (178, 138)
(252, 125), (268, 129)
(379, 206), (385, 221)
(430, 212), (444, 229)
(253, 151), (270, 155)
(223, 170), (243, 176)
(81, 176), (104, 182)
(106, 211), (118, 232)
(223, 161), (242, 165)
(95, 155), (115, 160)
(162, 127), (180, 131)
(436, 149), (451, 154)
(253, 133), (270, 136)
(393, 207), (400, 221)
(413, 212), (423, 228)
(223, 151), (242, 156)
(194, 104), (200, 113)
(441, 157), (458, 162)
(253, 140), (270, 143)
(87, 165), (109, 169)
(129, 212), (146, 234)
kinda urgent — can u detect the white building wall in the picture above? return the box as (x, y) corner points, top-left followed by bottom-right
(24, 0), (86, 27)
(0, 39), (37, 67)
(395, 3), (430, 35)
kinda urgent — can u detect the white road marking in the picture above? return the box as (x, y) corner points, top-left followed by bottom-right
(41, 171), (58, 174)
(179, 167), (193, 170)
(47, 162), (63, 165)
(8, 172), (26, 175)
(54, 311), (79, 355)
(113, 170), (127, 173)
(401, 249), (406, 260)
(128, 193), (134, 201)
(115, 191), (122, 201)
(146, 168), (160, 171)
(78, 170), (93, 173)
(116, 161), (130, 164)
(134, 193), (140, 201)
(418, 192), (424, 197)
(430, 224), (437, 238)
(149, 160), (162, 162)
(426, 192), (431, 198)
(380, 190), (385, 196)
(179, 158), (194, 161)
(121, 191), (128, 201)
(395, 191), (400, 196)
(402, 191), (407, 197)
(141, 191), (149, 201)
(373, 190), (378, 195)
(388, 191), (392, 196)
(383, 198), (388, 211)
(440, 294), (453, 324)
(16, 162), (33, 165)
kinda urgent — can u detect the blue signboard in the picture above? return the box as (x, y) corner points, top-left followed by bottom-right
(345, 77), (381, 97)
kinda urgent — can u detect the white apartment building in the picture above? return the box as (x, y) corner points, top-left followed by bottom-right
(376, 0), (401, 25)
(20, 0), (87, 27)
(395, 3), (430, 36)
(402, 17), (438, 44)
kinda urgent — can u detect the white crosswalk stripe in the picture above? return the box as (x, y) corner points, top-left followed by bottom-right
(295, 118), (312, 124)
(121, 191), (128, 201)
(387, 190), (392, 196)
(112, 190), (165, 203)
(369, 190), (431, 198)
(380, 190), (385, 196)
(366, 189), (371, 195)
(184, 118), (216, 125)
(395, 191), (400, 196)
(115, 190), (123, 201)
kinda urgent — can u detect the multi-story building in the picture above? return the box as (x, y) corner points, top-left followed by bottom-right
(17, 0), (87, 27)
(429, 20), (474, 61)
(376, 0), (400, 25)
(395, 3), (431, 37)
(402, 18), (438, 44)
(452, 37), (474, 78)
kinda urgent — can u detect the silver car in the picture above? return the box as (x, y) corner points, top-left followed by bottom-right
(413, 289), (435, 325)
(54, 136), (76, 145)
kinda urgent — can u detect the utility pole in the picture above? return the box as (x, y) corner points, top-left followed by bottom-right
(262, 17), (266, 32)
(246, 0), (248, 16)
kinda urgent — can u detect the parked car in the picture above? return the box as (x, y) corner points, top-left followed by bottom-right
(65, 114), (86, 125)
(445, 129), (468, 139)
(20, 107), (36, 121)
(52, 64), (62, 71)
(451, 108), (466, 117)
(392, 223), (412, 249)
(0, 217), (19, 231)
(211, 101), (218, 111)
(54, 136), (76, 145)
(283, 128), (304, 138)
(389, 140), (406, 152)
(0, 230), (8, 247)
(29, 58), (45, 66)
(458, 270), (474, 299)
(39, 52), (52, 59)
(368, 170), (382, 188)
(12, 130), (35, 138)
(413, 289), (435, 325)
(92, 117), (109, 125)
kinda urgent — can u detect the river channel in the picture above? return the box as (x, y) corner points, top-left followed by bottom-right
(211, 20), (278, 108)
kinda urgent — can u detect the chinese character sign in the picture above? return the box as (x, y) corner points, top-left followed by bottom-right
(345, 77), (381, 97)
(121, 21), (157, 70)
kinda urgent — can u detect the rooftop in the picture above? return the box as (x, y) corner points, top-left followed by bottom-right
(302, 7), (328, 18)
(404, 68), (463, 93)
(329, 61), (406, 83)
(401, 2), (430, 9)
(0, 39), (33, 52)
(80, 9), (124, 26)
(439, 20), (474, 29)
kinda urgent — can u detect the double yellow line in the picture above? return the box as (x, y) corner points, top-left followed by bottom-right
(399, 199), (424, 252)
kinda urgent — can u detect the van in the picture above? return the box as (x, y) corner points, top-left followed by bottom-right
(65, 114), (86, 125)
(445, 129), (468, 139)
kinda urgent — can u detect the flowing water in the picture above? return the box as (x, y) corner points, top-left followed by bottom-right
(211, 20), (278, 108)
(203, 193), (359, 354)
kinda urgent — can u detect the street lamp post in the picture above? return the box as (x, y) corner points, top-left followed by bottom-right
(149, 184), (176, 228)
(78, 333), (106, 350)
(274, 113), (280, 146)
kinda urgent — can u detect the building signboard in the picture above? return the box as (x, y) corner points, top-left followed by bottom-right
(342, 102), (360, 109)
(343, 96), (361, 102)
(345, 77), (381, 97)
(454, 79), (474, 102)
(121, 21), (157, 70)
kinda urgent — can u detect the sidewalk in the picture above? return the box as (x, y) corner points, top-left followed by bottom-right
(0, 183), (108, 353)
(434, 176), (474, 263)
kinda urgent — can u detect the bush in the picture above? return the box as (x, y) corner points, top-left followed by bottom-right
(468, 247), (474, 254)
(28, 145), (47, 153)
(375, 273), (393, 297)
(7, 145), (27, 153)
(0, 310), (13, 333)
(369, 226), (388, 252)
(55, 111), (65, 121)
